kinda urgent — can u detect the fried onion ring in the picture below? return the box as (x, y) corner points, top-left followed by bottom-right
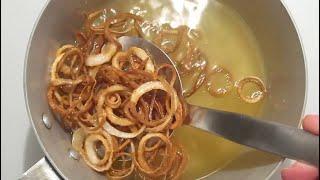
(50, 47), (84, 86)
(135, 133), (174, 176)
(206, 66), (233, 97)
(236, 76), (267, 103)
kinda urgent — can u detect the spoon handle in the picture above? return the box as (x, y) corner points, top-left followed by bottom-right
(188, 106), (319, 166)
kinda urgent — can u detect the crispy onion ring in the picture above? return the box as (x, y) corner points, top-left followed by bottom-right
(50, 47), (84, 86)
(47, 86), (68, 117)
(136, 133), (174, 176)
(80, 85), (131, 132)
(105, 93), (122, 109)
(96, 85), (130, 111)
(107, 152), (135, 179)
(112, 47), (155, 73)
(84, 133), (111, 165)
(130, 81), (178, 132)
(236, 76), (267, 103)
(81, 131), (114, 172)
(206, 66), (233, 97)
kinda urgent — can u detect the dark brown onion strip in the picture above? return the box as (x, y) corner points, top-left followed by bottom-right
(130, 80), (178, 132)
(84, 133), (111, 165)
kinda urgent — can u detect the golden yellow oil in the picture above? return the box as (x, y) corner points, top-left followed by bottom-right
(177, 3), (266, 178)
(100, 1), (267, 179)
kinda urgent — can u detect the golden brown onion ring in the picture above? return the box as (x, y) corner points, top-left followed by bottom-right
(236, 76), (267, 103)
(50, 47), (84, 86)
(80, 131), (114, 172)
(130, 80), (178, 132)
(105, 93), (122, 109)
(182, 71), (206, 97)
(144, 130), (170, 152)
(112, 47), (155, 73)
(107, 142), (135, 179)
(206, 66), (233, 97)
(47, 86), (68, 117)
(84, 133), (111, 165)
(96, 85), (130, 112)
(136, 133), (174, 176)
(107, 152), (135, 179)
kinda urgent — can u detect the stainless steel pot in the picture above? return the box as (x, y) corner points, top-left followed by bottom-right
(22, 0), (306, 179)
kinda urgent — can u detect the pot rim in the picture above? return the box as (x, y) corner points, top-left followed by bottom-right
(265, 1), (308, 178)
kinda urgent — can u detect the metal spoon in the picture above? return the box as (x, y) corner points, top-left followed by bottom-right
(118, 36), (319, 167)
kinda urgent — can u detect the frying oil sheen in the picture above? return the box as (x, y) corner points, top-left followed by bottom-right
(101, 0), (266, 179)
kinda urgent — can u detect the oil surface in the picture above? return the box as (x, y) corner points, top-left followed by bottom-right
(100, 0), (266, 179)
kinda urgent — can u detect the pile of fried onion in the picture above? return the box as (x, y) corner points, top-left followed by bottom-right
(47, 10), (189, 179)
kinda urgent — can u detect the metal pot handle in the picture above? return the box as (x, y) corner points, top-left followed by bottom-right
(19, 157), (61, 180)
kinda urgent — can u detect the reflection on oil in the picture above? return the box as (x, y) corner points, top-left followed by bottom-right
(170, 0), (208, 28)
(173, 126), (247, 179)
